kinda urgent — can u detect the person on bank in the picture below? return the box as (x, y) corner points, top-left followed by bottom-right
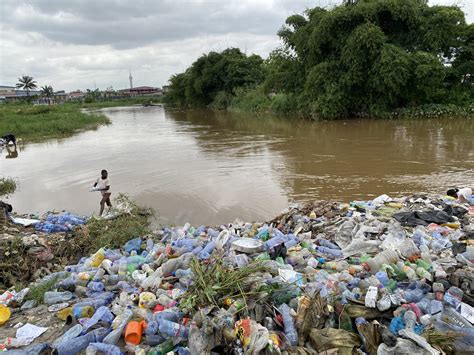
(93, 169), (112, 215)
(447, 187), (473, 205)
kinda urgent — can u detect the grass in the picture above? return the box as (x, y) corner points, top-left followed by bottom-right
(0, 103), (110, 143)
(0, 177), (16, 197)
(180, 257), (268, 315)
(82, 194), (153, 252)
(25, 275), (62, 304)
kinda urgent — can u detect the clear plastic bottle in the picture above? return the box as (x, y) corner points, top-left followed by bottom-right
(104, 307), (133, 345)
(82, 306), (114, 331)
(317, 246), (343, 258)
(278, 303), (297, 346)
(55, 327), (110, 355)
(363, 250), (398, 274)
(44, 291), (73, 304)
(86, 342), (122, 355)
(51, 324), (83, 349)
(88, 248), (106, 268)
(158, 319), (189, 339)
(87, 281), (105, 292)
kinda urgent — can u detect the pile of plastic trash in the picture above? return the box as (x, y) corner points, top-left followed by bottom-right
(0, 193), (473, 354)
(33, 212), (86, 233)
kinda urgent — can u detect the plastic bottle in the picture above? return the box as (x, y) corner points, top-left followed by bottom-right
(86, 342), (122, 355)
(157, 294), (176, 308)
(51, 324), (83, 349)
(444, 286), (463, 308)
(317, 246), (343, 258)
(82, 306), (115, 331)
(404, 288), (425, 303)
(146, 333), (166, 346)
(88, 248), (106, 267)
(415, 267), (432, 281)
(318, 239), (340, 250)
(404, 310), (416, 331)
(198, 241), (215, 260)
(432, 282), (444, 301)
(44, 291), (73, 304)
(118, 258), (128, 277)
(278, 303), (297, 346)
(363, 250), (398, 274)
(87, 281), (105, 292)
(227, 299), (246, 314)
(375, 271), (390, 286)
(72, 305), (95, 319)
(440, 307), (472, 328)
(73, 292), (115, 308)
(103, 307), (133, 345)
(55, 327), (110, 355)
(158, 319), (189, 339)
(154, 339), (175, 354)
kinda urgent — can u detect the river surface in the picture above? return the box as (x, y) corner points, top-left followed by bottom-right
(1, 107), (473, 225)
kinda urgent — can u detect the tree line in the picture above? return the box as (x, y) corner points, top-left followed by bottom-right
(165, 0), (473, 119)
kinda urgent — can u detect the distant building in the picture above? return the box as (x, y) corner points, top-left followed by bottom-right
(68, 90), (85, 101)
(119, 86), (163, 97)
(0, 85), (41, 103)
(54, 90), (68, 103)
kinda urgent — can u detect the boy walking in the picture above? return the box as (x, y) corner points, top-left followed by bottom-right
(93, 169), (112, 215)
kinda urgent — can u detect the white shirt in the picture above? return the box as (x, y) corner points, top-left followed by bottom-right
(458, 187), (472, 201)
(96, 177), (111, 195)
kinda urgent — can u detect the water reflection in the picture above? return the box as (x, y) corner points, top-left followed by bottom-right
(1, 106), (473, 225)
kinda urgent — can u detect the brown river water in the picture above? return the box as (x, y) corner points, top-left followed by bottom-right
(1, 106), (473, 225)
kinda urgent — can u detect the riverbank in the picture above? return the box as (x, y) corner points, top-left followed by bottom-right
(0, 192), (472, 353)
(0, 104), (110, 143)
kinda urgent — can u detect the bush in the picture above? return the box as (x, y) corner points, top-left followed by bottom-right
(270, 93), (298, 114)
(229, 86), (271, 112)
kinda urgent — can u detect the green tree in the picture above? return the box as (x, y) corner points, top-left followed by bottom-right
(16, 75), (37, 98)
(40, 85), (54, 104)
(166, 48), (265, 108)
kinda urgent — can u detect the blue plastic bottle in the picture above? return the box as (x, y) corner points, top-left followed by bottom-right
(278, 303), (298, 346)
(55, 327), (110, 355)
(82, 306), (114, 331)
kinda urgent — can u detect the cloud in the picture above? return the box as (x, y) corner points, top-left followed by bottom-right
(0, 0), (472, 91)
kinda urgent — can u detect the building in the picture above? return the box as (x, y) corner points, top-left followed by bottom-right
(0, 85), (41, 103)
(67, 90), (85, 101)
(119, 86), (163, 97)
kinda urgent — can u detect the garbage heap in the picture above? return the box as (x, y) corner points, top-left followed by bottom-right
(0, 194), (473, 354)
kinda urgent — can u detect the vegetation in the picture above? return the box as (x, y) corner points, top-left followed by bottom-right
(0, 177), (16, 197)
(85, 194), (152, 251)
(165, 0), (474, 119)
(16, 75), (37, 98)
(40, 85), (54, 104)
(0, 103), (110, 142)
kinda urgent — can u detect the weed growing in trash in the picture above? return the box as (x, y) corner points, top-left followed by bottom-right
(86, 194), (153, 252)
(25, 275), (62, 304)
(180, 257), (268, 314)
(0, 177), (16, 197)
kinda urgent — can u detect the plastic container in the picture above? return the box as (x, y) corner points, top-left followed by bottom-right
(72, 305), (95, 319)
(86, 342), (121, 355)
(44, 291), (73, 305)
(82, 306), (114, 331)
(444, 286), (463, 308)
(0, 304), (11, 325)
(52, 324), (83, 349)
(125, 320), (147, 345)
(88, 248), (106, 267)
(55, 327), (110, 355)
(363, 250), (398, 274)
(158, 319), (189, 339)
(278, 303), (297, 346)
(317, 246), (343, 258)
(104, 307), (133, 345)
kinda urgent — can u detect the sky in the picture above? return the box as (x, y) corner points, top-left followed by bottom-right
(0, 0), (472, 92)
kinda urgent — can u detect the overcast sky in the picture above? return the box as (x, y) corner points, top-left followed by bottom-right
(0, 0), (472, 92)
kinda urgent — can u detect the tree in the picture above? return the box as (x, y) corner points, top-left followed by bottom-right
(16, 75), (37, 98)
(40, 85), (54, 104)
(166, 48), (265, 108)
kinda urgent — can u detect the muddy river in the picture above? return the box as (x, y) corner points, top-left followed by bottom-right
(1, 107), (473, 225)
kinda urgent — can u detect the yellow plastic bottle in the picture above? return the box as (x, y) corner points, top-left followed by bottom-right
(89, 248), (106, 267)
